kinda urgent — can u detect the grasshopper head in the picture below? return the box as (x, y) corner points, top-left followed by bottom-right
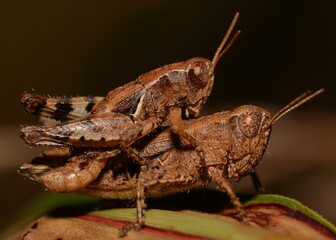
(183, 13), (241, 118)
(184, 57), (214, 117)
(227, 89), (324, 182)
(227, 105), (272, 181)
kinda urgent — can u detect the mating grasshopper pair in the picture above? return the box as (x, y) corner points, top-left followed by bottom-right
(19, 12), (323, 235)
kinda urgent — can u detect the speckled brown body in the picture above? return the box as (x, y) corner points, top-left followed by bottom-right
(19, 106), (270, 237)
(20, 104), (272, 232)
(20, 58), (216, 149)
(20, 57), (216, 148)
(20, 105), (272, 192)
(19, 89), (323, 235)
(92, 58), (214, 119)
(20, 13), (240, 153)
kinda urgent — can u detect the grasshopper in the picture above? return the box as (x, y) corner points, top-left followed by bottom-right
(20, 13), (241, 166)
(21, 92), (266, 192)
(19, 89), (323, 235)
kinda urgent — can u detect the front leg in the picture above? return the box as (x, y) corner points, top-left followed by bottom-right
(167, 108), (205, 165)
(207, 166), (246, 221)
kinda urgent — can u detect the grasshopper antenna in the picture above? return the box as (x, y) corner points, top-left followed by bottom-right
(210, 12), (241, 76)
(269, 88), (324, 125)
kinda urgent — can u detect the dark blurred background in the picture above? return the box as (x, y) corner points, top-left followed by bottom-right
(0, 0), (335, 231)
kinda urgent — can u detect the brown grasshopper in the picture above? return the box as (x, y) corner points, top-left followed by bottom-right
(19, 89), (323, 235)
(21, 93), (265, 193)
(20, 13), (241, 166)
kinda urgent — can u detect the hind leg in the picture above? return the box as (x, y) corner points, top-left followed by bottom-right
(20, 149), (120, 192)
(119, 154), (202, 236)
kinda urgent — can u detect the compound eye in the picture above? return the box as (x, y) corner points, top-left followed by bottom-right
(238, 110), (262, 138)
(187, 61), (208, 88)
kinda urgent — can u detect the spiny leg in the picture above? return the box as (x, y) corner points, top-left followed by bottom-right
(21, 111), (153, 166)
(21, 149), (120, 192)
(119, 159), (200, 236)
(208, 166), (246, 221)
(119, 169), (146, 237)
(21, 113), (139, 148)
